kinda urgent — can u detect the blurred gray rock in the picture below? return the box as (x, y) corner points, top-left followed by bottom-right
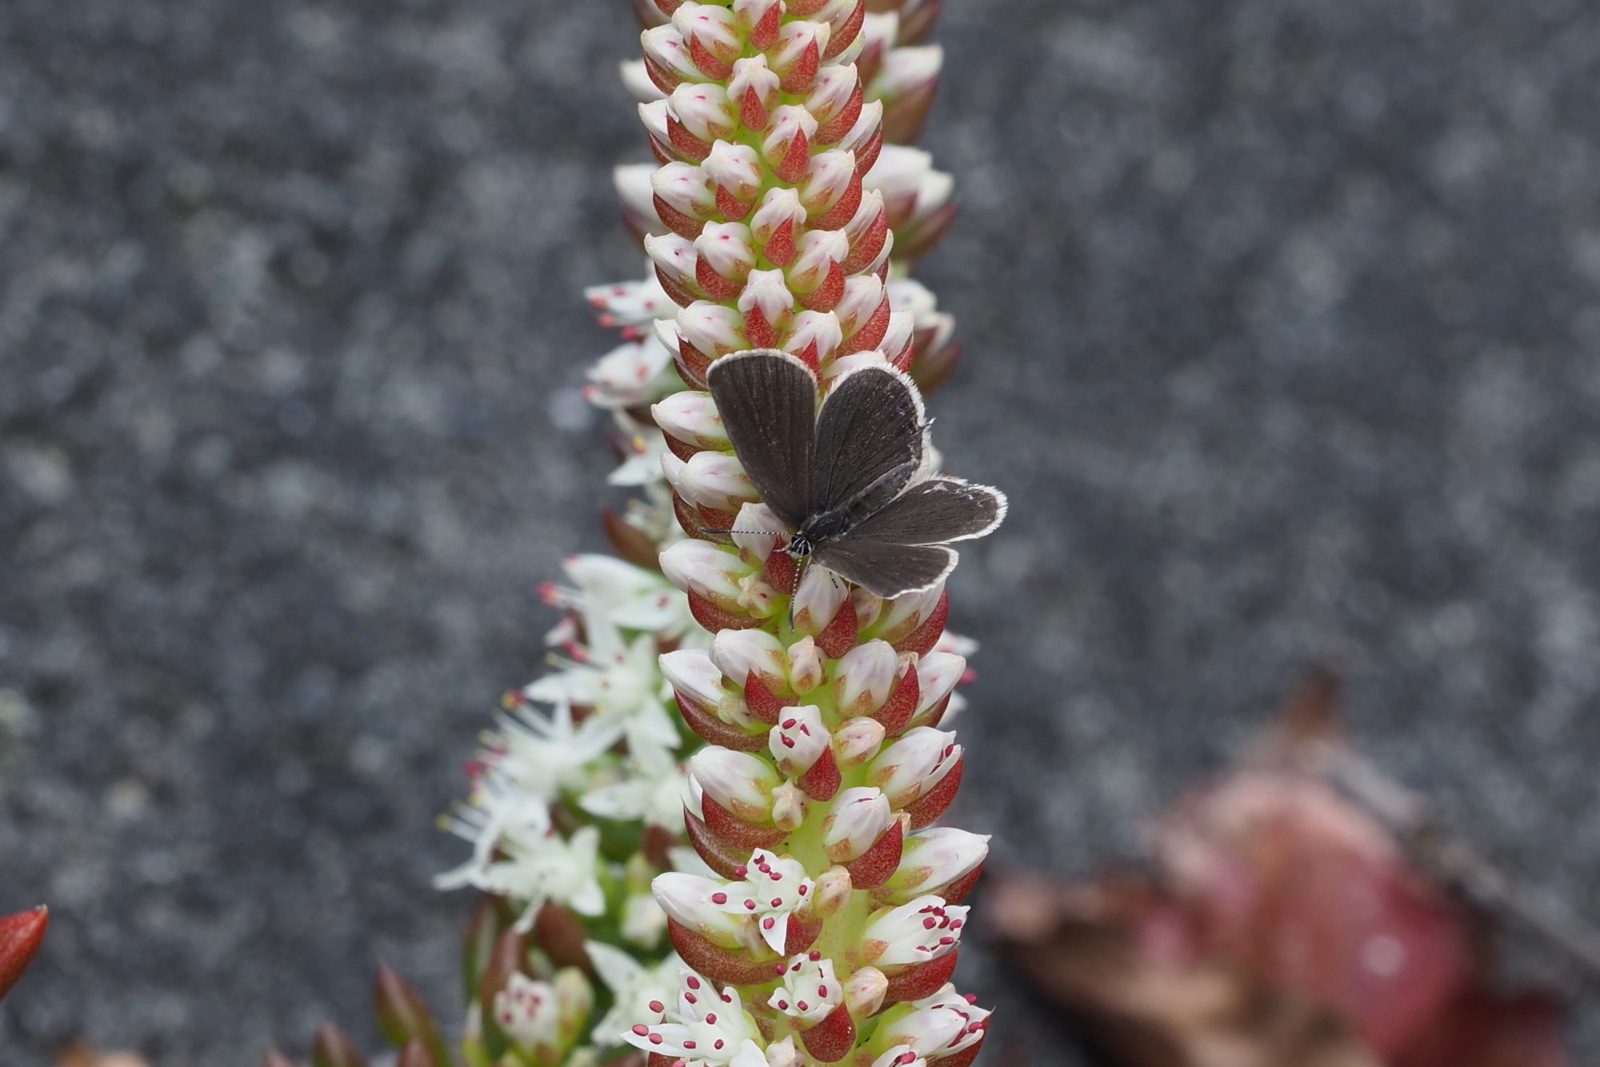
(3, 0), (1599, 1063)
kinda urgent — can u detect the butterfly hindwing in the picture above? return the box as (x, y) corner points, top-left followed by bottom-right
(811, 364), (925, 523)
(846, 477), (1008, 546)
(811, 539), (957, 599)
(706, 349), (817, 530)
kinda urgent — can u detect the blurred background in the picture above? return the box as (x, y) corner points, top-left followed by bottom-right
(4, 0), (1600, 1063)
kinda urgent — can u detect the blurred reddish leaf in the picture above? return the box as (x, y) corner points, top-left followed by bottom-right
(990, 674), (1574, 1067)
(0, 905), (47, 1000)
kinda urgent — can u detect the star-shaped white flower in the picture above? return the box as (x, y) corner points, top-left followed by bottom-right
(585, 942), (683, 1048)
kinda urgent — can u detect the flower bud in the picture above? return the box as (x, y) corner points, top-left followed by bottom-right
(844, 966), (888, 1020)
(641, 25), (699, 91)
(728, 55), (781, 120)
(311, 1023), (366, 1067)
(751, 186), (809, 247)
(729, 502), (790, 560)
(703, 140), (764, 203)
(868, 727), (960, 809)
(772, 780), (809, 831)
(882, 828), (989, 904)
(676, 301), (745, 358)
(374, 965), (448, 1065)
(644, 232), (700, 295)
(611, 164), (664, 235)
(833, 639), (899, 716)
(805, 63), (859, 130)
(772, 21), (826, 92)
(860, 896), (967, 968)
(793, 564), (850, 635)
(620, 58), (664, 103)
(653, 390), (728, 451)
(823, 786), (894, 863)
(911, 652), (965, 725)
(835, 274), (886, 339)
(652, 161), (716, 221)
(832, 716), (886, 768)
(691, 747), (781, 822)
(660, 647), (746, 725)
(655, 874), (752, 948)
(811, 865), (854, 919)
(0, 906), (47, 1001)
(695, 222), (757, 283)
(769, 704), (829, 778)
(802, 150), (859, 214)
(788, 228), (851, 295)
(668, 82), (736, 142)
(660, 540), (756, 613)
(738, 269), (795, 330)
(672, 2), (743, 69)
(787, 636), (826, 695)
(784, 309), (845, 368)
(762, 105), (820, 180)
(711, 629), (788, 694)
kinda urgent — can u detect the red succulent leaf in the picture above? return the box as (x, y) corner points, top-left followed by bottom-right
(0, 905), (47, 1001)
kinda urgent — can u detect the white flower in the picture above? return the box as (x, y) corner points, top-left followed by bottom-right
(580, 753), (691, 832)
(586, 336), (678, 411)
(768, 954), (840, 1026)
(441, 817), (607, 928)
(434, 769), (552, 891)
(621, 890), (669, 948)
(710, 849), (815, 954)
(548, 553), (696, 643)
(862, 895), (968, 967)
(608, 420), (673, 488)
(586, 942), (683, 1048)
(526, 614), (683, 770)
(495, 699), (623, 806)
(623, 968), (770, 1067)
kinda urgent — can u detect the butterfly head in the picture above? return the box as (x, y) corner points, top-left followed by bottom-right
(785, 532), (814, 558)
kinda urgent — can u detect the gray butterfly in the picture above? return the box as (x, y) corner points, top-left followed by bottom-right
(705, 348), (1006, 599)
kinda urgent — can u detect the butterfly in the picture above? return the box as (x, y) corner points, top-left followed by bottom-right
(705, 348), (1007, 599)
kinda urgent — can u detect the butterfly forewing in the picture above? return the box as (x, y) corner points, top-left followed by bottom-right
(706, 349), (817, 530)
(810, 540), (957, 599)
(811, 365), (925, 522)
(846, 477), (1008, 546)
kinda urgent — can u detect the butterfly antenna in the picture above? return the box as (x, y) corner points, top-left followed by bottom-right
(788, 552), (811, 629)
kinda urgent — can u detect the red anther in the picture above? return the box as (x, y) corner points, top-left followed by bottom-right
(654, 193), (706, 241)
(668, 115), (713, 162)
(763, 217), (798, 268)
(748, 2), (782, 50)
(843, 296), (892, 356)
(904, 756), (963, 830)
(761, 543), (798, 595)
(872, 664), (920, 735)
(695, 258), (744, 302)
(823, 0), (866, 61)
(744, 306), (780, 349)
(673, 687), (767, 751)
(815, 599), (858, 659)
(894, 591), (949, 656)
(688, 35), (734, 80)
(815, 83), (864, 146)
(779, 39), (821, 94)
(686, 811), (750, 878)
(644, 54), (683, 95)
(797, 745), (841, 801)
(774, 128), (812, 185)
(739, 87), (770, 132)
(797, 261), (845, 314)
(715, 185), (754, 222)
(845, 819), (904, 889)
(654, 264), (702, 310)
(799, 1003), (857, 1064)
(700, 794), (787, 850)
(881, 949), (960, 1005)
(668, 919), (782, 986)
(840, 207), (889, 275)
(743, 670), (790, 725)
(811, 175), (863, 231)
